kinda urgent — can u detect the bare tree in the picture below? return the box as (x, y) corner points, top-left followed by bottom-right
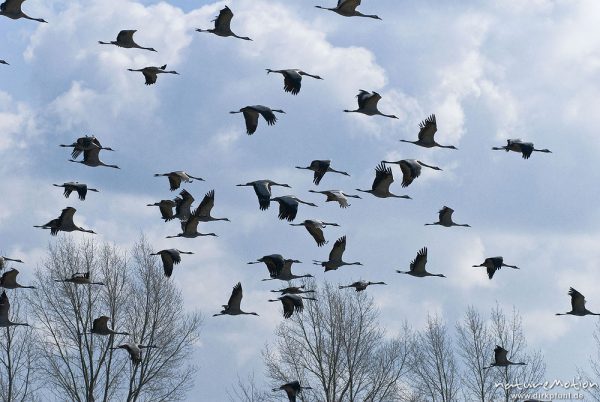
(227, 372), (275, 402)
(578, 321), (600, 401)
(455, 306), (497, 401)
(262, 280), (412, 402)
(0, 291), (40, 402)
(411, 314), (460, 402)
(487, 305), (545, 402)
(26, 236), (202, 402)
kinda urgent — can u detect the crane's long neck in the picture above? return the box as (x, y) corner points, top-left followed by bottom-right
(418, 161), (441, 170)
(503, 264), (519, 269)
(329, 168), (349, 176)
(400, 139), (418, 145)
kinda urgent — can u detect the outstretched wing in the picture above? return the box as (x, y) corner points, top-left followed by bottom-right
(418, 114), (437, 143)
(569, 287), (586, 312)
(242, 110), (259, 135)
(214, 6), (234, 31)
(142, 69), (158, 85)
(283, 70), (302, 95)
(228, 282), (243, 310)
(197, 190), (215, 217)
(329, 236), (346, 261)
(253, 182), (271, 210)
(306, 224), (327, 247)
(1, 0), (25, 14)
(410, 247), (427, 274)
(372, 163), (393, 191)
(116, 30), (136, 46)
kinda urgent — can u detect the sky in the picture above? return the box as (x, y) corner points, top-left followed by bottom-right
(2, 0), (600, 399)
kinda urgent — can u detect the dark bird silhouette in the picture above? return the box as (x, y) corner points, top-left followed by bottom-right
(483, 346), (526, 369)
(34, 207), (96, 235)
(99, 30), (156, 51)
(173, 189), (195, 221)
(128, 64), (179, 85)
(344, 90), (397, 118)
(339, 280), (386, 292)
(0, 0), (47, 23)
(213, 282), (259, 317)
(425, 206), (471, 227)
(556, 287), (600, 316)
(230, 105), (285, 135)
(196, 6), (252, 40)
(236, 180), (291, 210)
(473, 257), (519, 279)
(83, 316), (129, 336)
(396, 247), (446, 278)
(315, 0), (381, 20)
(0, 256), (24, 271)
(308, 189), (361, 208)
(0, 291), (28, 327)
(69, 147), (119, 169)
(0, 59), (9, 65)
(268, 294), (317, 319)
(313, 236), (362, 272)
(272, 380), (313, 402)
(381, 159), (442, 187)
(248, 255), (310, 281)
(271, 196), (317, 222)
(270, 285), (316, 295)
(492, 139), (551, 159)
(154, 171), (204, 191)
(60, 135), (114, 159)
(290, 219), (339, 247)
(150, 249), (194, 277)
(147, 199), (177, 222)
(194, 190), (230, 223)
(356, 163), (411, 199)
(53, 182), (99, 201)
(1, 269), (35, 289)
(111, 342), (157, 365)
(400, 114), (457, 149)
(54, 271), (105, 285)
(165, 202), (218, 239)
(266, 68), (323, 95)
(296, 159), (350, 185)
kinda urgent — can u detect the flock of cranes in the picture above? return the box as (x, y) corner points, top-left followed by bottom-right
(0, 0), (587, 399)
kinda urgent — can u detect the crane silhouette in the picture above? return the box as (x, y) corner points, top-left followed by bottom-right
(296, 159), (350, 185)
(400, 114), (457, 149)
(396, 247), (446, 278)
(483, 346), (526, 369)
(99, 30), (156, 51)
(82, 316), (129, 336)
(213, 282), (259, 317)
(556, 288), (600, 316)
(356, 163), (411, 199)
(54, 272), (105, 285)
(313, 236), (362, 272)
(1, 269), (35, 289)
(266, 69), (323, 95)
(34, 207), (96, 235)
(150, 249), (194, 278)
(111, 342), (157, 365)
(61, 135), (114, 159)
(236, 180), (291, 210)
(0, 0), (47, 23)
(425, 206), (471, 227)
(308, 190), (361, 208)
(272, 380), (313, 401)
(492, 139), (551, 159)
(339, 280), (386, 292)
(230, 105), (285, 135)
(0, 256), (23, 271)
(196, 6), (252, 41)
(271, 196), (318, 221)
(154, 171), (204, 191)
(344, 90), (397, 118)
(473, 257), (519, 279)
(268, 294), (317, 319)
(0, 291), (29, 327)
(381, 159), (442, 187)
(128, 64), (179, 85)
(53, 182), (99, 200)
(290, 219), (339, 247)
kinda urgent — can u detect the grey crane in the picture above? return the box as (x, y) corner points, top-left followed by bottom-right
(196, 6), (252, 41)
(69, 147), (120, 169)
(339, 280), (386, 292)
(266, 68), (323, 95)
(273, 380), (313, 402)
(173, 189), (195, 221)
(492, 139), (551, 159)
(194, 190), (230, 223)
(483, 346), (526, 369)
(396, 247), (446, 278)
(99, 30), (157, 51)
(356, 163), (411, 199)
(147, 199), (177, 222)
(263, 259), (311, 282)
(230, 105), (285, 135)
(213, 282), (259, 317)
(0, 0), (46, 23)
(270, 285), (316, 295)
(425, 206), (471, 228)
(315, 0), (381, 20)
(271, 195), (318, 222)
(82, 316), (129, 336)
(308, 190), (361, 208)
(128, 64), (179, 85)
(556, 287), (600, 316)
(34, 207), (96, 235)
(60, 135), (114, 159)
(0, 291), (28, 327)
(0, 59), (8, 65)
(54, 271), (105, 285)
(236, 180), (291, 210)
(166, 202), (218, 239)
(400, 114), (457, 149)
(290, 219), (339, 247)
(268, 294), (317, 319)
(1, 269), (35, 289)
(381, 159), (442, 187)
(296, 159), (350, 185)
(53, 182), (99, 200)
(154, 171), (204, 191)
(111, 342), (157, 365)
(0, 256), (23, 271)
(313, 236), (362, 272)
(150, 249), (194, 278)
(473, 257), (519, 279)
(344, 90), (397, 118)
